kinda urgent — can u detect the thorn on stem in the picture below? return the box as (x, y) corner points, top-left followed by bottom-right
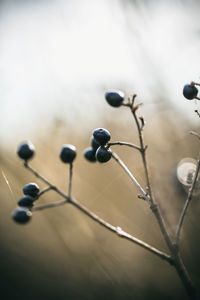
(137, 194), (146, 200)
(139, 115), (145, 130)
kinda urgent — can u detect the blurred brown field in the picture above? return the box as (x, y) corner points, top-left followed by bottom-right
(0, 103), (200, 300)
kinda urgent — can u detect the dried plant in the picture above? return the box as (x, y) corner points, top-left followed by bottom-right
(13, 83), (200, 299)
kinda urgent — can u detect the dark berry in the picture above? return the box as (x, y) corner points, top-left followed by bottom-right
(18, 195), (35, 208)
(23, 183), (40, 198)
(17, 141), (35, 160)
(60, 144), (76, 163)
(12, 207), (32, 224)
(96, 146), (112, 163)
(90, 136), (100, 151)
(183, 84), (198, 100)
(105, 90), (125, 107)
(84, 148), (97, 162)
(93, 128), (111, 146)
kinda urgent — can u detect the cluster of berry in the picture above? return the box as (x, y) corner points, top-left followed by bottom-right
(84, 128), (112, 163)
(84, 90), (125, 163)
(12, 90), (125, 224)
(13, 142), (77, 223)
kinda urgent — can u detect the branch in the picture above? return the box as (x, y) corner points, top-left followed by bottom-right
(38, 186), (52, 197)
(130, 106), (153, 200)
(107, 141), (141, 152)
(24, 162), (69, 202)
(24, 162), (172, 264)
(68, 163), (73, 198)
(175, 157), (200, 246)
(111, 152), (150, 202)
(127, 104), (175, 255)
(32, 199), (67, 211)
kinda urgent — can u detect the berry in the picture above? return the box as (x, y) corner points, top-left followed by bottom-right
(96, 146), (112, 163)
(93, 128), (111, 146)
(183, 84), (198, 100)
(12, 207), (32, 224)
(17, 141), (35, 160)
(60, 144), (76, 163)
(18, 195), (35, 208)
(84, 148), (97, 162)
(105, 90), (125, 107)
(23, 182), (40, 198)
(90, 136), (100, 151)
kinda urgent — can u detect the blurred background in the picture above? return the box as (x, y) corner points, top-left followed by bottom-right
(1, 0), (200, 299)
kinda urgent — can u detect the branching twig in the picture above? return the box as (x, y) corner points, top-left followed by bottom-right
(25, 162), (172, 264)
(24, 162), (69, 202)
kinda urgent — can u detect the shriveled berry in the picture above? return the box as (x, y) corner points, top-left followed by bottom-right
(93, 128), (111, 146)
(23, 183), (40, 198)
(18, 195), (35, 208)
(84, 148), (96, 162)
(17, 141), (35, 160)
(90, 136), (100, 151)
(60, 144), (76, 163)
(105, 90), (125, 107)
(96, 146), (112, 163)
(183, 84), (198, 100)
(12, 207), (32, 224)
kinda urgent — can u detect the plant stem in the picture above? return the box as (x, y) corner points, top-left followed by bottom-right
(24, 162), (69, 202)
(107, 141), (141, 151)
(32, 199), (68, 211)
(25, 162), (172, 264)
(176, 157), (200, 246)
(111, 152), (150, 201)
(131, 107), (153, 200)
(128, 105), (197, 298)
(38, 186), (52, 197)
(68, 163), (73, 198)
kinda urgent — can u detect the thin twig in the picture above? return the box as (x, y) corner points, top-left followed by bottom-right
(24, 162), (69, 202)
(127, 103), (197, 297)
(130, 106), (153, 200)
(38, 186), (52, 197)
(32, 199), (68, 211)
(176, 157), (200, 246)
(69, 196), (173, 264)
(68, 163), (73, 198)
(107, 141), (141, 151)
(24, 162), (172, 264)
(111, 152), (150, 202)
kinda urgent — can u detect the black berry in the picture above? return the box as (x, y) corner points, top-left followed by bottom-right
(84, 148), (97, 162)
(90, 136), (100, 151)
(183, 84), (198, 100)
(93, 128), (111, 146)
(23, 183), (40, 198)
(17, 141), (35, 160)
(60, 144), (76, 163)
(18, 195), (35, 208)
(105, 90), (125, 107)
(12, 207), (32, 224)
(96, 146), (112, 163)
